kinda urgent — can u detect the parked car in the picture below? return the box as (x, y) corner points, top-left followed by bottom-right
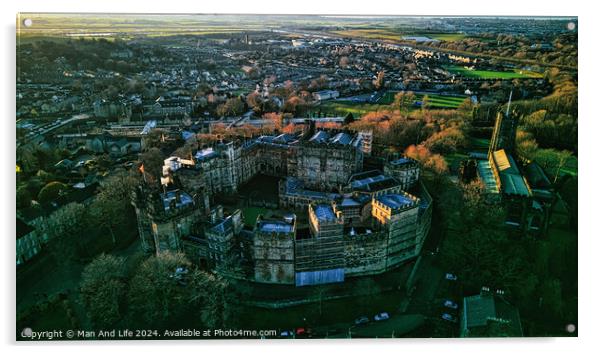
(441, 313), (458, 323)
(445, 273), (458, 281)
(280, 330), (293, 337)
(295, 327), (306, 335)
(354, 316), (370, 325)
(374, 312), (390, 321)
(443, 300), (458, 309)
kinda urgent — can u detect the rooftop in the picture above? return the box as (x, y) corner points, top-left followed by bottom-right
(462, 293), (523, 337)
(195, 147), (218, 161)
(348, 170), (382, 183)
(162, 190), (194, 211)
(313, 204), (337, 222)
(307, 129), (358, 146)
(282, 177), (340, 200)
(338, 197), (362, 207)
(258, 220), (294, 234)
(141, 120), (156, 135)
(350, 174), (399, 192)
(464, 294), (496, 328)
(524, 161), (552, 190)
(491, 150), (531, 197)
(330, 132), (352, 145)
(477, 160), (500, 194)
(309, 130), (330, 143)
(376, 193), (417, 210)
(389, 157), (416, 166)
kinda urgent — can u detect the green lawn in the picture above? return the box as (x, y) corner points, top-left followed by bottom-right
(309, 101), (392, 117)
(331, 29), (466, 42)
(404, 32), (467, 41)
(468, 137), (491, 150)
(242, 207), (268, 227)
(445, 65), (543, 79)
(379, 91), (467, 109)
(310, 93), (464, 117)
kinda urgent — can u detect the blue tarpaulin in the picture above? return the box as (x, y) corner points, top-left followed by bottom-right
(295, 268), (345, 287)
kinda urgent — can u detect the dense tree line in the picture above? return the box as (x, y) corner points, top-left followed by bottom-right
(18, 38), (139, 75)
(434, 179), (577, 335)
(80, 252), (240, 330)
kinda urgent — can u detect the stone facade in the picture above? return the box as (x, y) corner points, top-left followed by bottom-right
(163, 129), (365, 197)
(253, 217), (296, 284)
(372, 192), (422, 268)
(383, 157), (421, 191)
(295, 203), (345, 274)
(131, 128), (432, 286)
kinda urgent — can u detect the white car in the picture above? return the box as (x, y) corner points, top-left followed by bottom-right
(374, 312), (390, 321)
(443, 300), (458, 309)
(441, 313), (457, 323)
(445, 273), (458, 281)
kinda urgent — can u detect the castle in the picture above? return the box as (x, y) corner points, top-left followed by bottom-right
(132, 126), (432, 286)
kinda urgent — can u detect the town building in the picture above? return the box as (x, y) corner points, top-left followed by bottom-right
(460, 289), (523, 337)
(312, 90), (340, 101)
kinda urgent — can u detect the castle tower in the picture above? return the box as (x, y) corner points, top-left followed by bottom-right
(131, 184), (204, 255)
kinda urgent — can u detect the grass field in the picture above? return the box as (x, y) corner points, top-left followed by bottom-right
(404, 32), (467, 41)
(445, 65), (543, 79)
(309, 100), (392, 117)
(379, 91), (467, 109)
(331, 29), (466, 42)
(332, 29), (402, 41)
(310, 91), (465, 117)
(468, 137), (491, 150)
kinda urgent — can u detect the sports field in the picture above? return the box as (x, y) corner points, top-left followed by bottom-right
(378, 91), (467, 109)
(445, 65), (543, 79)
(309, 100), (392, 117)
(331, 29), (466, 42)
(404, 32), (467, 41)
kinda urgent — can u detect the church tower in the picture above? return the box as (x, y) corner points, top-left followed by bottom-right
(489, 91), (517, 156)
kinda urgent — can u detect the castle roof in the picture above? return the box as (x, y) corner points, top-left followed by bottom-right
(162, 190), (194, 211)
(258, 220), (294, 234)
(376, 193), (416, 210)
(313, 204), (337, 222)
